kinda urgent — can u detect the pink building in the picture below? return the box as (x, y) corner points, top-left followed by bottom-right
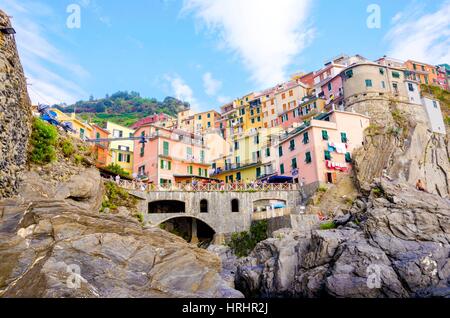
(320, 75), (344, 108)
(133, 125), (210, 184)
(277, 110), (370, 187)
(130, 113), (174, 130)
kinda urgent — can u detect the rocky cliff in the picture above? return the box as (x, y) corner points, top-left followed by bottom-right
(0, 167), (242, 297)
(235, 180), (450, 298)
(351, 99), (449, 198)
(0, 11), (32, 199)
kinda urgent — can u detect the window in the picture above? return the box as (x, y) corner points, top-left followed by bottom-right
(393, 82), (399, 93)
(413, 64), (417, 70)
(282, 93), (286, 99)
(160, 160), (171, 170)
(236, 172), (241, 181)
(305, 152), (312, 164)
(266, 147), (270, 157)
(254, 135), (260, 144)
(256, 167), (261, 178)
(345, 69), (353, 78)
(325, 150), (331, 160)
(163, 141), (169, 156)
(425, 77), (429, 84)
(140, 145), (145, 157)
(322, 130), (329, 140)
(279, 146), (283, 157)
(327, 82), (332, 91)
(236, 156), (240, 165)
(187, 147), (193, 158)
(408, 83), (414, 92)
(303, 132), (309, 144)
(200, 200), (208, 213)
(96, 132), (101, 139)
(200, 150), (205, 163)
(187, 166), (193, 174)
(289, 90), (293, 97)
(291, 158), (298, 169)
(118, 153), (123, 162)
(341, 132), (348, 143)
(433, 101), (438, 108)
(251, 119), (255, 124)
(289, 139), (295, 151)
(80, 128), (85, 139)
(113, 129), (123, 138)
(138, 165), (145, 176)
(271, 109), (275, 115)
(250, 109), (254, 116)
(280, 164), (285, 174)
(392, 71), (401, 79)
(198, 115), (202, 120)
(381, 81), (386, 89)
(231, 199), (239, 213)
(365, 79), (373, 87)
(198, 168), (202, 176)
(207, 113), (211, 118)
(379, 68), (385, 75)
(345, 152), (352, 163)
(207, 122), (211, 128)
(421, 65), (425, 71)
(257, 117), (261, 122)
(234, 141), (239, 150)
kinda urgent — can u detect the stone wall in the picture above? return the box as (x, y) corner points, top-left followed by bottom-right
(0, 11), (32, 199)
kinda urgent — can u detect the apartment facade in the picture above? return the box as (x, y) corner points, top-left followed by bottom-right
(106, 122), (135, 175)
(404, 60), (438, 86)
(278, 97), (326, 130)
(133, 125), (210, 184)
(277, 111), (370, 186)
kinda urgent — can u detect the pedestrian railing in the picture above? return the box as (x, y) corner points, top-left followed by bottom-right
(107, 179), (301, 192)
(252, 207), (292, 221)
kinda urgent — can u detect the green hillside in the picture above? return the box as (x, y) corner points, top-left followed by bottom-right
(56, 91), (188, 127)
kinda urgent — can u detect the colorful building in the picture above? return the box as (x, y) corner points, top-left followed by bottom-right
(192, 110), (221, 134)
(278, 97), (326, 130)
(131, 113), (176, 130)
(90, 124), (111, 168)
(277, 110), (370, 186)
(133, 125), (211, 184)
(404, 60), (438, 86)
(106, 122), (135, 175)
(436, 65), (449, 91)
(50, 108), (93, 141)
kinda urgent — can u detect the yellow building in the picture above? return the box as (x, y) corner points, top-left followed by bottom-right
(192, 110), (221, 133)
(211, 127), (281, 182)
(50, 108), (93, 141)
(105, 122), (135, 175)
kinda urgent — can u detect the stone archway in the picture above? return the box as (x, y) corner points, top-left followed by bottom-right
(148, 200), (186, 214)
(158, 216), (216, 245)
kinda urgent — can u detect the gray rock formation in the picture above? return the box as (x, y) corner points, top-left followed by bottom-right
(235, 180), (450, 298)
(0, 167), (243, 298)
(0, 11), (32, 199)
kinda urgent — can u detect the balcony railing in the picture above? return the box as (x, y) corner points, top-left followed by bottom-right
(211, 160), (262, 175)
(112, 179), (301, 192)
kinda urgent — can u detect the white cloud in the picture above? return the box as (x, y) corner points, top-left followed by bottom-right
(165, 74), (200, 110)
(2, 0), (90, 105)
(386, 2), (450, 64)
(202, 72), (222, 96)
(182, 0), (315, 88)
(217, 95), (231, 104)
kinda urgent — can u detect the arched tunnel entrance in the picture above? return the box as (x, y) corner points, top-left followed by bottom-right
(159, 217), (216, 248)
(149, 200), (186, 214)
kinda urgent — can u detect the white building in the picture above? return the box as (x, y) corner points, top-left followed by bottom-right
(405, 80), (421, 105)
(422, 97), (446, 134)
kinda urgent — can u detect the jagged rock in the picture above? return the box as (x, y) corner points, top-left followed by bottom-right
(235, 181), (450, 298)
(0, 169), (242, 298)
(333, 213), (352, 226)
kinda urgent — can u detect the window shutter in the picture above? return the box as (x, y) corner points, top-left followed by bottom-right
(325, 150), (331, 160)
(322, 130), (329, 140)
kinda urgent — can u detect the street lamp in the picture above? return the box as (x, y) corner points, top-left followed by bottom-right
(0, 27), (16, 35)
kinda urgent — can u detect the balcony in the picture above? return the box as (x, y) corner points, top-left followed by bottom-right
(211, 159), (262, 176)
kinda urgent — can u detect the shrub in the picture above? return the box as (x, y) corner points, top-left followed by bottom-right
(317, 185), (328, 193)
(372, 187), (383, 197)
(105, 163), (130, 177)
(29, 118), (58, 164)
(227, 220), (268, 258)
(134, 212), (144, 224)
(102, 181), (137, 212)
(74, 154), (83, 165)
(319, 221), (337, 230)
(60, 138), (75, 157)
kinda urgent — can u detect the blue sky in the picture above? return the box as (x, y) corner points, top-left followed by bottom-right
(1, 0), (449, 111)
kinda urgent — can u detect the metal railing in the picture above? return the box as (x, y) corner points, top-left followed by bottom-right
(109, 179), (300, 192)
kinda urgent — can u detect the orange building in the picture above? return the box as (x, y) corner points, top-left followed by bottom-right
(91, 124), (111, 168)
(404, 60), (438, 86)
